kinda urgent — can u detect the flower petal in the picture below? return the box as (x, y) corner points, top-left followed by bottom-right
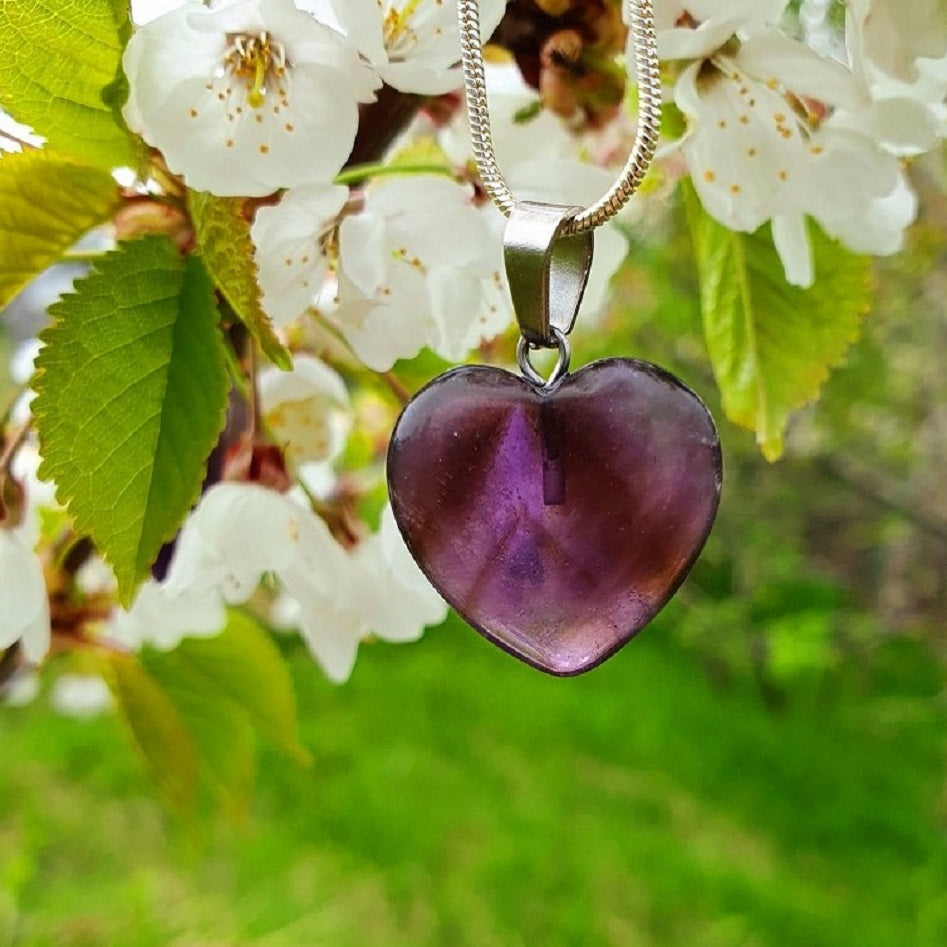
(111, 580), (226, 651)
(123, 0), (376, 196)
(653, 0), (789, 60)
(0, 530), (50, 662)
(164, 483), (303, 602)
(771, 213), (814, 288)
(334, 177), (504, 368)
(258, 355), (351, 465)
(736, 30), (864, 112)
(351, 505), (446, 644)
(252, 183), (348, 324)
(331, 0), (506, 94)
(51, 674), (113, 718)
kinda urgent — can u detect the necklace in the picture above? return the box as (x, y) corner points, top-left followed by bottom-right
(387, 0), (722, 676)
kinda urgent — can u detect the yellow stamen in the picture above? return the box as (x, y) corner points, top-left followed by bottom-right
(384, 0), (424, 46)
(223, 32), (287, 110)
(249, 53), (267, 108)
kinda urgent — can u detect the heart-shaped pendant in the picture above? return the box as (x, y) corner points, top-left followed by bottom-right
(387, 357), (722, 675)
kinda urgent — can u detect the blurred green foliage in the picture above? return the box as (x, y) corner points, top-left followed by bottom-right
(2, 623), (944, 945)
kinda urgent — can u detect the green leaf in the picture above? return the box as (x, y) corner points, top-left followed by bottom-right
(32, 236), (228, 604)
(100, 0), (138, 156)
(126, 609), (311, 813)
(147, 610), (312, 766)
(683, 185), (872, 460)
(513, 100), (543, 124)
(101, 611), (308, 816)
(107, 0), (133, 40)
(0, 0), (135, 168)
(143, 651), (258, 816)
(0, 151), (118, 311)
(188, 192), (293, 371)
(103, 651), (198, 812)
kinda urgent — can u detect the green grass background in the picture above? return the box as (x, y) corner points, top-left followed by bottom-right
(2, 607), (944, 946)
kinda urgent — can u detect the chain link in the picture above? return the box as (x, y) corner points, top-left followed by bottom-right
(457, 0), (661, 235)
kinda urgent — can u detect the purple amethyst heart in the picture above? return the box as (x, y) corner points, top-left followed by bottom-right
(387, 358), (722, 675)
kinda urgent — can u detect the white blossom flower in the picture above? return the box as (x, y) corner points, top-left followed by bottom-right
(149, 482), (364, 677)
(156, 484), (362, 680)
(50, 674), (113, 718)
(123, 0), (379, 196)
(251, 183), (349, 326)
(1, 439), (55, 666)
(847, 0), (947, 86)
(258, 354), (351, 466)
(652, 0), (788, 60)
(838, 0), (947, 154)
(110, 579), (227, 651)
(660, 4), (915, 285)
(351, 504), (447, 643)
(0, 528), (50, 664)
(441, 63), (631, 320)
(163, 483), (306, 603)
(313, 0), (507, 94)
(156, 484), (443, 682)
(333, 175), (508, 370)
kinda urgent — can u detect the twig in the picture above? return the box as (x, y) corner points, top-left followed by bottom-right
(334, 162), (453, 187)
(247, 341), (260, 438)
(347, 84), (427, 168)
(0, 418), (32, 472)
(379, 371), (412, 406)
(60, 250), (108, 264)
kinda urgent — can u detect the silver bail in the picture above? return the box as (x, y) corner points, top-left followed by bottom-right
(503, 202), (594, 348)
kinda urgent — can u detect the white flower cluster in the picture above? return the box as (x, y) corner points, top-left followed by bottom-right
(124, 0), (511, 370)
(111, 485), (446, 683)
(121, 0), (947, 342)
(651, 0), (947, 285)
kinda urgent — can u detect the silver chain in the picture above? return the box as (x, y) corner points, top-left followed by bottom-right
(457, 0), (662, 236)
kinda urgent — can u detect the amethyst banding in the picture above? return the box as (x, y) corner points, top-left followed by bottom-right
(387, 358), (722, 675)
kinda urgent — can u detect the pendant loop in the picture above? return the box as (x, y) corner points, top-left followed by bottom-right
(517, 326), (571, 390)
(503, 202), (594, 347)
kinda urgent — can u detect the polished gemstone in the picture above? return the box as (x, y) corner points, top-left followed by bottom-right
(387, 358), (722, 675)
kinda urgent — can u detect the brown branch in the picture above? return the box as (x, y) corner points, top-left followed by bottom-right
(380, 371), (412, 406)
(0, 418), (32, 472)
(0, 642), (20, 688)
(347, 84), (428, 168)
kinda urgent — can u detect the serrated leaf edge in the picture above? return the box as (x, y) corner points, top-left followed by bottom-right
(30, 239), (229, 602)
